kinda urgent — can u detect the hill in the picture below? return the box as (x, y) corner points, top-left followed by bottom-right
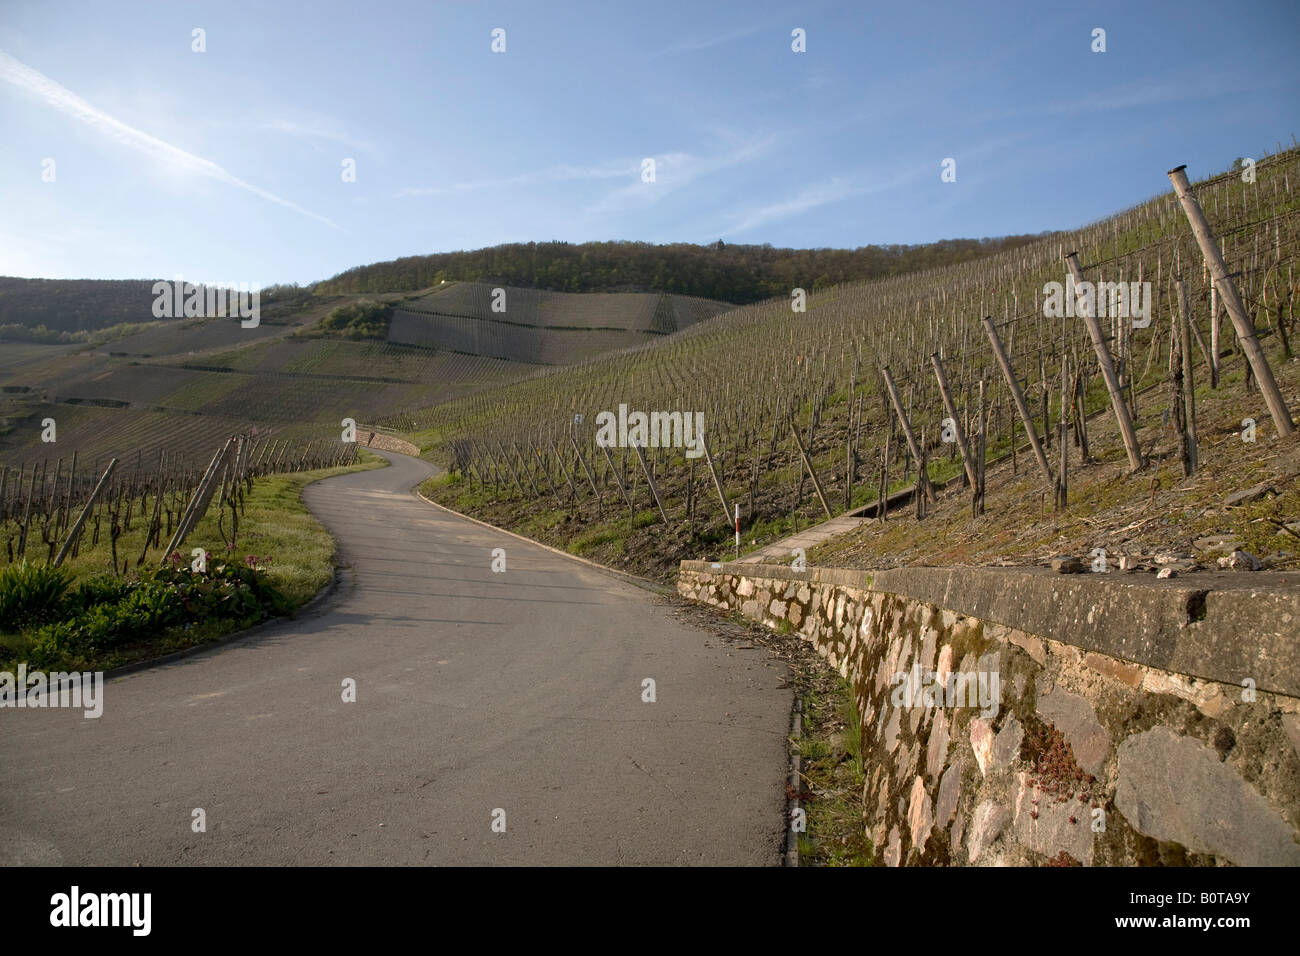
(0, 234), (1042, 340)
(386, 282), (730, 364)
(314, 236), (1044, 304)
(0, 279), (310, 337)
(409, 148), (1300, 583)
(0, 272), (738, 469)
(0, 289), (536, 470)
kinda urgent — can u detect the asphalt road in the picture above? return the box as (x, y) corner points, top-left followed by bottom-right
(0, 450), (792, 865)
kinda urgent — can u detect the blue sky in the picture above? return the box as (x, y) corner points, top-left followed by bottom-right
(1, 0), (1297, 287)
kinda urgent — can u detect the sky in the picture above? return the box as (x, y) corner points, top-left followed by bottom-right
(1, 0), (1297, 288)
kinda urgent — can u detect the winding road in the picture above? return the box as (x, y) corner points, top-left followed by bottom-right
(0, 451), (791, 865)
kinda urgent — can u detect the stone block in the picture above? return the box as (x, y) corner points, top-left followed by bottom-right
(1115, 727), (1300, 866)
(908, 776), (933, 852)
(1036, 687), (1110, 776)
(967, 800), (1010, 864)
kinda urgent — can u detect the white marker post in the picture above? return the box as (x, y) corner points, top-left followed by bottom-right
(734, 504), (740, 561)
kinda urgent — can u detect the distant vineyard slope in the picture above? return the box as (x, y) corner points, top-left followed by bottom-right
(387, 282), (730, 364)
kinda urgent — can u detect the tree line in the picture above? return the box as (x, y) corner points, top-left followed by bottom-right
(1, 234), (1045, 337)
(0, 279), (311, 336)
(313, 237), (1046, 304)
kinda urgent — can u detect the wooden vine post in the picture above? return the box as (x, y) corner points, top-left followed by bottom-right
(53, 458), (118, 568)
(599, 444), (636, 514)
(1174, 278), (1200, 475)
(1063, 254), (1145, 471)
(978, 316), (1055, 485)
(788, 418), (832, 520)
(699, 434), (734, 527)
(1168, 165), (1293, 436)
(632, 443), (669, 524)
(931, 352), (977, 488)
(880, 365), (935, 503)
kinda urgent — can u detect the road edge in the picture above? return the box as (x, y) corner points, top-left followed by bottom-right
(414, 488), (672, 597)
(100, 460), (382, 681)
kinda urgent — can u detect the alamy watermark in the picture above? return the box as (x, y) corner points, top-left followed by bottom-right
(50, 886), (150, 936)
(1, 665), (103, 718)
(891, 662), (999, 718)
(593, 403), (705, 458)
(151, 275), (260, 327)
(1043, 274), (1151, 328)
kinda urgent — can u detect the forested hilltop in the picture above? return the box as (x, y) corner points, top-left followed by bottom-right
(0, 278), (311, 337)
(2, 234), (1040, 337)
(315, 236), (1044, 303)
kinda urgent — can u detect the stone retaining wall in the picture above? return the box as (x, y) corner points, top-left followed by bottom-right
(678, 561), (1300, 866)
(357, 427), (419, 457)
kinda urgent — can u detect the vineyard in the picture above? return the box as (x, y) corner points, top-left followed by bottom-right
(0, 278), (725, 472)
(5, 150), (1298, 587)
(387, 282), (730, 364)
(0, 430), (359, 575)
(413, 149), (1300, 580)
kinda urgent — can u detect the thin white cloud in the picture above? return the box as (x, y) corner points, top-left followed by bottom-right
(260, 117), (379, 156)
(974, 73), (1248, 124)
(719, 178), (865, 237)
(717, 161), (932, 238)
(649, 22), (770, 59)
(0, 49), (340, 229)
(395, 159), (637, 198)
(583, 134), (781, 218)
(646, 4), (816, 60)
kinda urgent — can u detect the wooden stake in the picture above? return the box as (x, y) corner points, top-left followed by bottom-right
(789, 417), (832, 519)
(1168, 165), (1293, 435)
(570, 435), (604, 515)
(700, 435), (733, 526)
(931, 352), (977, 488)
(1064, 253), (1145, 471)
(880, 365), (935, 502)
(53, 458), (118, 567)
(163, 440), (231, 559)
(600, 444), (636, 514)
(632, 443), (668, 524)
(980, 315), (1055, 484)
(1175, 278), (1200, 474)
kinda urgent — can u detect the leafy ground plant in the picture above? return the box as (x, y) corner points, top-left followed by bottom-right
(0, 454), (386, 671)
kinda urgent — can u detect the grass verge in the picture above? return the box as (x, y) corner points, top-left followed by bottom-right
(794, 678), (875, 866)
(0, 450), (386, 671)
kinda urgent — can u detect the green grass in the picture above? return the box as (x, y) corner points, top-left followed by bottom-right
(796, 678), (875, 866)
(0, 451), (387, 669)
(222, 456), (386, 604)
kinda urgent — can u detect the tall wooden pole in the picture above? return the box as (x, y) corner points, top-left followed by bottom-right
(631, 443), (668, 524)
(789, 418), (832, 519)
(599, 444), (635, 514)
(570, 434), (604, 515)
(1209, 284), (1221, 387)
(979, 316), (1055, 484)
(53, 458), (118, 567)
(974, 379), (986, 517)
(931, 352), (977, 488)
(1175, 278), (1200, 474)
(1168, 165), (1293, 436)
(699, 435), (733, 527)
(1064, 254), (1145, 471)
(880, 365), (935, 501)
(1056, 354), (1068, 510)
(164, 439), (232, 558)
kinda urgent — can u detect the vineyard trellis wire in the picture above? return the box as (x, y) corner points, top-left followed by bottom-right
(390, 146), (1300, 553)
(0, 435), (359, 573)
